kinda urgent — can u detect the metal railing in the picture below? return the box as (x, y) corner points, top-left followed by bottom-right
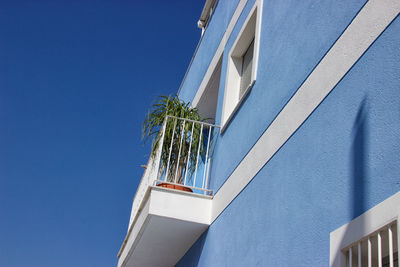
(154, 115), (219, 195)
(126, 115), (219, 229)
(343, 221), (398, 267)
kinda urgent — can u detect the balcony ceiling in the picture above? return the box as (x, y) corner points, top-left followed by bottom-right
(118, 186), (212, 267)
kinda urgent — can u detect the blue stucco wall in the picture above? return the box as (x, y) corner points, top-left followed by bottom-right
(209, 0), (368, 192)
(178, 0), (240, 103)
(176, 0), (400, 266)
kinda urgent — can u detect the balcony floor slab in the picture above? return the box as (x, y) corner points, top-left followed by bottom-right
(118, 186), (212, 267)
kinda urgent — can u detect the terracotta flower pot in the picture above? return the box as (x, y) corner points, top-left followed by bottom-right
(157, 182), (193, 193)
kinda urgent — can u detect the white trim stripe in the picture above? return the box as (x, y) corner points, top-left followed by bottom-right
(211, 0), (400, 222)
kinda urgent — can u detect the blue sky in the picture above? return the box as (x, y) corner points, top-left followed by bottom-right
(0, 1), (204, 266)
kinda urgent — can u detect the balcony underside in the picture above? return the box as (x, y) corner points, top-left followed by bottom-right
(118, 186), (212, 267)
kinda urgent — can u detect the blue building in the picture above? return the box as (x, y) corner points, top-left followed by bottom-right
(118, 0), (400, 266)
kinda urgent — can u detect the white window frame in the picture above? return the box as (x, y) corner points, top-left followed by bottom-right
(330, 191), (400, 267)
(221, 0), (262, 132)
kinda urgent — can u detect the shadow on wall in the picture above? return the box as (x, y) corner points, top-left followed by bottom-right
(351, 97), (368, 219)
(331, 97), (369, 266)
(175, 230), (209, 267)
(177, 99), (372, 266)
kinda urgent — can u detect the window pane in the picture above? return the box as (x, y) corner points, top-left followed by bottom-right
(239, 39), (254, 99)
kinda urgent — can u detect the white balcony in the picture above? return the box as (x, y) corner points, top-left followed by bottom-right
(118, 116), (219, 267)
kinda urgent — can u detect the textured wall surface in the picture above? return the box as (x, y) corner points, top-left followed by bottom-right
(178, 0), (240, 103)
(209, 0), (368, 192)
(177, 0), (400, 266)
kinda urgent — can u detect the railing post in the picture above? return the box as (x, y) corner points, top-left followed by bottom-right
(389, 225), (393, 267)
(378, 232), (382, 267)
(202, 125), (212, 192)
(165, 117), (177, 182)
(367, 237), (371, 267)
(174, 119), (186, 184)
(193, 123), (203, 188)
(183, 121), (195, 186)
(154, 116), (168, 181)
(349, 247), (352, 267)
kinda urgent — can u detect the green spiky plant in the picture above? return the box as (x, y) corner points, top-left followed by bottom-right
(142, 95), (206, 185)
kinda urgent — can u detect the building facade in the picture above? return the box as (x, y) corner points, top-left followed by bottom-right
(118, 0), (400, 266)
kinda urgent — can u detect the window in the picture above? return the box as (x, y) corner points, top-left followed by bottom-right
(221, 0), (262, 132)
(330, 192), (400, 267)
(240, 38), (254, 99)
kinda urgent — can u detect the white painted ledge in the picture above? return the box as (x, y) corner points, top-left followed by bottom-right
(118, 187), (212, 267)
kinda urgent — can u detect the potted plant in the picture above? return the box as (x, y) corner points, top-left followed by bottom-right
(142, 94), (206, 192)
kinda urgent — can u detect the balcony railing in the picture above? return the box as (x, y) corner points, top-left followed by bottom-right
(127, 115), (219, 228)
(155, 115), (219, 194)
